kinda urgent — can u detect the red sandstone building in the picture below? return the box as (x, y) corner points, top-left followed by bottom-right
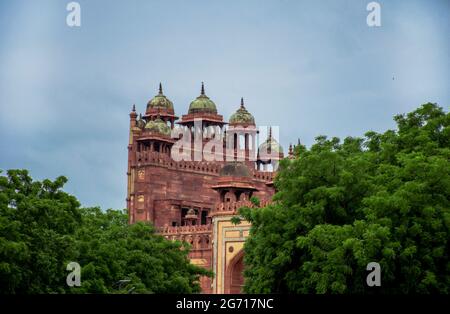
(126, 83), (290, 293)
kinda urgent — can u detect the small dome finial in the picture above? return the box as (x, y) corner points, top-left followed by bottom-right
(289, 143), (293, 155)
(240, 97), (244, 108)
(269, 126), (272, 139)
(158, 82), (163, 95)
(201, 82), (205, 95)
(130, 103), (137, 118)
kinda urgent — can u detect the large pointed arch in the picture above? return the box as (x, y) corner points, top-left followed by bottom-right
(224, 249), (245, 294)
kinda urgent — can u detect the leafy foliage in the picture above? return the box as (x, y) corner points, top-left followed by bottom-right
(0, 170), (209, 293)
(240, 103), (449, 293)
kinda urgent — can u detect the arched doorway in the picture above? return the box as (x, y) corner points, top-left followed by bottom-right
(224, 250), (244, 294)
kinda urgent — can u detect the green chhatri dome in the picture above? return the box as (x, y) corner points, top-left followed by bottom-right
(259, 138), (283, 154)
(144, 117), (171, 136)
(136, 114), (146, 128)
(229, 98), (255, 125)
(147, 83), (174, 110)
(259, 128), (283, 154)
(188, 82), (217, 114)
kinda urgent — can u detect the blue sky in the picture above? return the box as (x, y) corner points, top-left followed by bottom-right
(0, 0), (448, 209)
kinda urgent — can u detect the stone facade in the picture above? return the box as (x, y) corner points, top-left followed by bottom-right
(126, 83), (286, 293)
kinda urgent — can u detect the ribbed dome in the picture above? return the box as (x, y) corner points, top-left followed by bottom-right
(188, 82), (217, 114)
(219, 162), (251, 177)
(229, 98), (255, 125)
(147, 83), (174, 111)
(136, 114), (146, 128)
(259, 128), (283, 154)
(259, 138), (283, 154)
(144, 118), (171, 136)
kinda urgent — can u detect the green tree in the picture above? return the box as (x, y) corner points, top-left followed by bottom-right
(0, 170), (80, 293)
(72, 207), (210, 293)
(0, 170), (209, 293)
(239, 103), (449, 293)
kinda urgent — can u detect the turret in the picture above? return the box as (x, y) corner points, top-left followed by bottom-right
(227, 97), (257, 165)
(178, 83), (227, 162)
(257, 127), (284, 171)
(145, 83), (178, 128)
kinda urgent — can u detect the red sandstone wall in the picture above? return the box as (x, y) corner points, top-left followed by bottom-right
(131, 161), (274, 227)
(128, 144), (275, 294)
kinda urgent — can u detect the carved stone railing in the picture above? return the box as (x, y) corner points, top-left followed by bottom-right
(135, 152), (276, 181)
(213, 199), (271, 215)
(158, 224), (212, 234)
(214, 200), (253, 213)
(135, 151), (221, 175)
(253, 170), (275, 181)
(158, 224), (212, 251)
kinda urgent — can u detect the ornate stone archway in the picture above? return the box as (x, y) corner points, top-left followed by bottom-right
(211, 215), (251, 293)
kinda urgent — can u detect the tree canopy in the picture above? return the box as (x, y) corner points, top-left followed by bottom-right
(0, 170), (209, 293)
(239, 103), (449, 293)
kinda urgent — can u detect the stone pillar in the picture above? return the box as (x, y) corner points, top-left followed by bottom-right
(244, 133), (249, 160)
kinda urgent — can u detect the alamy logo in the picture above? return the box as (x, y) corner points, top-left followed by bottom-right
(366, 262), (381, 287)
(366, 2), (381, 27)
(66, 262), (81, 287)
(66, 2), (81, 27)
(169, 123), (280, 163)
